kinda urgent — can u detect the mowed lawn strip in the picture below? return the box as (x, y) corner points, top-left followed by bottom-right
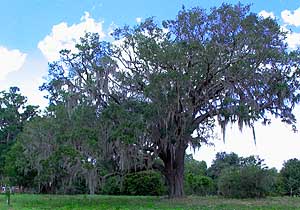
(1, 195), (300, 210)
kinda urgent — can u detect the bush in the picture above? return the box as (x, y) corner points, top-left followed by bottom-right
(123, 170), (166, 196)
(101, 176), (122, 195)
(184, 173), (214, 195)
(218, 166), (276, 198)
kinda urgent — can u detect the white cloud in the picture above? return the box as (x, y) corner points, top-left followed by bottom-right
(0, 46), (27, 80)
(259, 10), (275, 19)
(286, 31), (300, 50)
(281, 26), (300, 50)
(281, 8), (300, 26)
(38, 12), (105, 62)
(136, 17), (142, 24)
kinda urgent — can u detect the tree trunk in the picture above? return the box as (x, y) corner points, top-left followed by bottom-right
(87, 168), (97, 195)
(164, 164), (184, 198)
(160, 141), (186, 198)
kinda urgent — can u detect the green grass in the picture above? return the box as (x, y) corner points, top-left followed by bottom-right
(1, 194), (300, 210)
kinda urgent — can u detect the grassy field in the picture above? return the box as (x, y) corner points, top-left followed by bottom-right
(1, 194), (300, 210)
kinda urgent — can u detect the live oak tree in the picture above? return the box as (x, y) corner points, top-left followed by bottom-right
(42, 3), (300, 198)
(112, 4), (300, 197)
(39, 35), (141, 193)
(15, 103), (110, 194)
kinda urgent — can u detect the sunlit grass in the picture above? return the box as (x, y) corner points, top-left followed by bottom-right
(1, 194), (300, 210)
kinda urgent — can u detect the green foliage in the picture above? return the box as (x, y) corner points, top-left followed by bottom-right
(207, 152), (280, 198)
(4, 141), (37, 187)
(123, 171), (166, 196)
(281, 158), (300, 196)
(12, 104), (109, 194)
(207, 152), (240, 180)
(102, 101), (148, 145)
(0, 87), (38, 184)
(270, 169), (285, 196)
(185, 154), (207, 176)
(185, 174), (214, 196)
(0, 87), (38, 143)
(67, 176), (88, 194)
(184, 154), (213, 195)
(101, 176), (122, 195)
(218, 164), (276, 198)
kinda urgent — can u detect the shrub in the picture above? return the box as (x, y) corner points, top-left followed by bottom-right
(101, 176), (122, 195)
(123, 170), (166, 196)
(218, 166), (276, 198)
(184, 173), (214, 195)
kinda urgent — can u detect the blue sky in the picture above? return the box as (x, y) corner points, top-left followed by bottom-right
(1, 0), (299, 51)
(1, 0), (300, 169)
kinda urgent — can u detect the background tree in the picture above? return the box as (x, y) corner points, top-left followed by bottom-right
(185, 154), (207, 176)
(14, 103), (110, 194)
(217, 154), (276, 198)
(4, 140), (37, 189)
(207, 152), (240, 180)
(218, 165), (275, 198)
(280, 158), (300, 196)
(0, 87), (38, 181)
(184, 154), (213, 195)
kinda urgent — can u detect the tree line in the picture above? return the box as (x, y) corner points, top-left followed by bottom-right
(1, 98), (300, 198)
(1, 3), (300, 198)
(1, 87), (300, 197)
